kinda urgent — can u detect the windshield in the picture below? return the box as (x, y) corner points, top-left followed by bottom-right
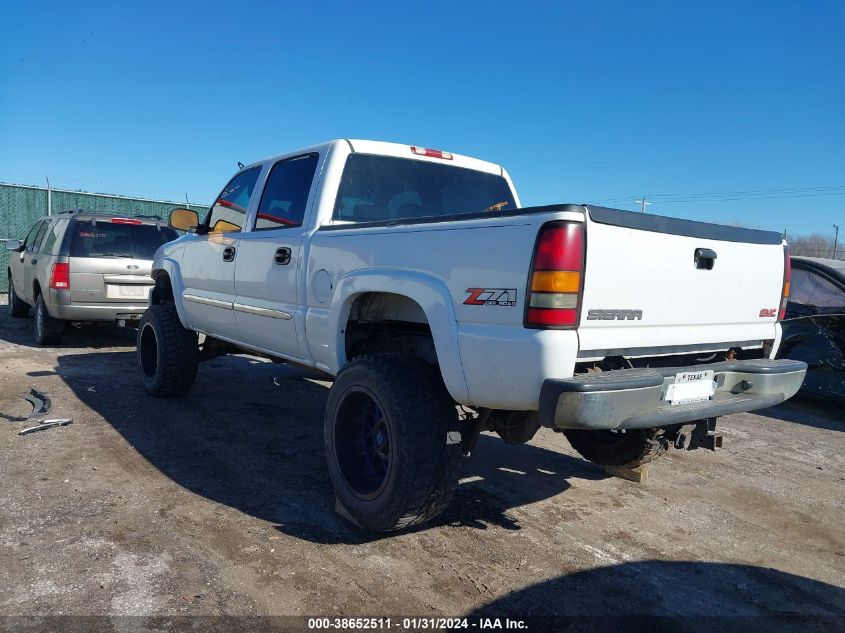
(69, 220), (178, 260)
(333, 154), (516, 223)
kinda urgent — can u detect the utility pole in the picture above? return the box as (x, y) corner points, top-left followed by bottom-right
(635, 196), (651, 214)
(45, 175), (52, 216)
(834, 224), (840, 260)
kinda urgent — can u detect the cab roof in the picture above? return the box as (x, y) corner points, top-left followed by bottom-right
(248, 139), (506, 176)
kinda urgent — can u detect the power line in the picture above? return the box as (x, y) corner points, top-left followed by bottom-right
(590, 184), (845, 205)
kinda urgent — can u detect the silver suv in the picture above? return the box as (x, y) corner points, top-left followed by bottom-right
(6, 210), (178, 345)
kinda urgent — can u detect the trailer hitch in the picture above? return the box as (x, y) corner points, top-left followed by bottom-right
(671, 417), (723, 451)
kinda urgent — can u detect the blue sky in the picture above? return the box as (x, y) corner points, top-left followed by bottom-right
(1, 1), (843, 236)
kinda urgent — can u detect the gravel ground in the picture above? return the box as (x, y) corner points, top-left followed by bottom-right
(0, 295), (843, 631)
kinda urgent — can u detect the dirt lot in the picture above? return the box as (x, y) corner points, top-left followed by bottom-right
(1, 295), (843, 629)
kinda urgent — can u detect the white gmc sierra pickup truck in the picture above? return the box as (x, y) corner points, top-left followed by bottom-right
(137, 139), (807, 531)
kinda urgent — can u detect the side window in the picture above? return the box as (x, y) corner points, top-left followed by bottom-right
(33, 221), (50, 252)
(254, 154), (320, 230)
(205, 166), (262, 233)
(790, 268), (845, 308)
(42, 219), (67, 255)
(24, 221), (46, 252)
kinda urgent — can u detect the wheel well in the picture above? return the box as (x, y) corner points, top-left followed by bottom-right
(344, 293), (437, 366)
(150, 271), (174, 304)
(33, 280), (42, 298)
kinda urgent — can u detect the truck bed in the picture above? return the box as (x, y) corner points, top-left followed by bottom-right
(305, 204), (786, 409)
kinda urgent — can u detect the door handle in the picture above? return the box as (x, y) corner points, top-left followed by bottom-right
(274, 247), (292, 265)
(694, 248), (717, 270)
(222, 246), (236, 262)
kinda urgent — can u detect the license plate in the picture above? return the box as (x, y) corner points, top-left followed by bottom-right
(107, 285), (147, 299)
(664, 370), (716, 406)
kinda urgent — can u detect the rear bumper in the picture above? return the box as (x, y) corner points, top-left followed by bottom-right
(539, 358), (807, 430)
(48, 289), (147, 322)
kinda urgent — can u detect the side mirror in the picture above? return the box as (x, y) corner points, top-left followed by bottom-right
(169, 208), (200, 232)
(4, 239), (24, 252)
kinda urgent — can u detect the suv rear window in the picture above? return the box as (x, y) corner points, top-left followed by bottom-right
(333, 154), (517, 223)
(69, 221), (178, 260)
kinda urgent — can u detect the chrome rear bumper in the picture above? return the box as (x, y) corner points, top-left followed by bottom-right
(539, 358), (807, 430)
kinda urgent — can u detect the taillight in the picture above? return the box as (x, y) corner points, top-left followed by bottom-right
(525, 222), (585, 328)
(778, 248), (791, 321)
(111, 218), (142, 225)
(410, 146), (453, 160)
(50, 263), (70, 289)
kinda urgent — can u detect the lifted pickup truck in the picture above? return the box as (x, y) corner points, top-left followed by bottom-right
(137, 139), (807, 531)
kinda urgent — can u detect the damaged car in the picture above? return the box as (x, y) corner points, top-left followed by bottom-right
(778, 256), (845, 401)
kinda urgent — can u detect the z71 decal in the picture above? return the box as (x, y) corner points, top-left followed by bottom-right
(464, 288), (517, 307)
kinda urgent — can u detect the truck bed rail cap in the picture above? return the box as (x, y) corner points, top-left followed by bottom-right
(319, 203), (585, 231)
(587, 205), (783, 245)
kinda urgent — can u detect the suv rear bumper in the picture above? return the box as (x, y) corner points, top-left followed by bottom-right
(49, 289), (147, 322)
(538, 358), (807, 430)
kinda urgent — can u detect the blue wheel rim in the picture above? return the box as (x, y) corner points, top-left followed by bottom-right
(334, 389), (392, 499)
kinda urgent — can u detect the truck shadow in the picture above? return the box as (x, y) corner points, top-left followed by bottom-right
(54, 350), (603, 544)
(466, 560), (845, 629)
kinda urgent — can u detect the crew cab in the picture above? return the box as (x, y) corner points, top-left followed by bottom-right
(137, 139), (806, 531)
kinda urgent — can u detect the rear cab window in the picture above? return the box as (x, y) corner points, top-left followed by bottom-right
(69, 220), (178, 260)
(333, 154), (516, 223)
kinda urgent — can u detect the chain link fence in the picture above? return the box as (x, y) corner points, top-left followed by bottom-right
(1, 183), (206, 292)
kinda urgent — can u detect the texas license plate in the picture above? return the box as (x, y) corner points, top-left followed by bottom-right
(664, 370), (716, 406)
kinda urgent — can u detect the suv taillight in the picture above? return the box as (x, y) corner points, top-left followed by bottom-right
(778, 248), (791, 321)
(525, 222), (585, 328)
(50, 263), (70, 289)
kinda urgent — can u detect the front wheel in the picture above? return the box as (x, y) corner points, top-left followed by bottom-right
(564, 427), (667, 469)
(137, 304), (198, 397)
(8, 275), (29, 318)
(34, 294), (64, 346)
(325, 354), (462, 532)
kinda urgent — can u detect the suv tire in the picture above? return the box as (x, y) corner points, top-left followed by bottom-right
(34, 293), (64, 345)
(137, 304), (198, 397)
(564, 428), (667, 469)
(8, 275), (29, 318)
(325, 354), (462, 532)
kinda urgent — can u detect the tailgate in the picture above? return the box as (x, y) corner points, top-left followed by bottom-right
(578, 206), (785, 355)
(69, 257), (154, 303)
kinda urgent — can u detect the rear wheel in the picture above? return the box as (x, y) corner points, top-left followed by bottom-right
(325, 354), (462, 532)
(564, 428), (667, 469)
(137, 304), (198, 397)
(7, 275), (29, 318)
(34, 294), (64, 346)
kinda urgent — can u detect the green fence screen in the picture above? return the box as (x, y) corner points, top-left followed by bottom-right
(1, 183), (206, 292)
